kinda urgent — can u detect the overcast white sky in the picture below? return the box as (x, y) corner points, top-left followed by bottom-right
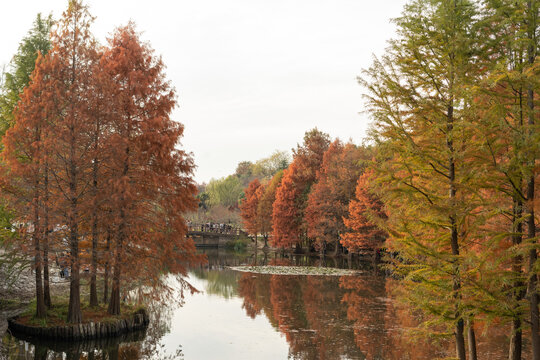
(0, 0), (407, 183)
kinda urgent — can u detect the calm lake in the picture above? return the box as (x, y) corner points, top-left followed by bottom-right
(0, 249), (520, 359)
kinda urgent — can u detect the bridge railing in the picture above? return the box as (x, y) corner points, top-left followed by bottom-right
(188, 223), (245, 236)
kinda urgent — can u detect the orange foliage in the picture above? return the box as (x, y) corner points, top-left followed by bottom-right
(341, 170), (387, 253)
(305, 140), (365, 252)
(239, 179), (263, 236)
(101, 24), (201, 314)
(257, 170), (284, 241)
(271, 129), (330, 249)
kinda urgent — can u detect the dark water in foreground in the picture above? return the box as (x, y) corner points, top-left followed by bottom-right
(0, 249), (517, 359)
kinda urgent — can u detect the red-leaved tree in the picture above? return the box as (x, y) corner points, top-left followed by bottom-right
(341, 170), (387, 257)
(305, 140), (365, 255)
(271, 129), (330, 251)
(102, 23), (201, 315)
(240, 178), (263, 245)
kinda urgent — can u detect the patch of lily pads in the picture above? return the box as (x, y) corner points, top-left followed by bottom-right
(229, 265), (361, 276)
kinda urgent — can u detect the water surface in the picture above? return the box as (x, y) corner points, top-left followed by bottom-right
(0, 249), (517, 359)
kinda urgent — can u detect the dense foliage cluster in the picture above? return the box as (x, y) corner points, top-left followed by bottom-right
(0, 1), (200, 323)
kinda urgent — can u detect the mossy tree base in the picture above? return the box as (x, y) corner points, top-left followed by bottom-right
(8, 308), (149, 341)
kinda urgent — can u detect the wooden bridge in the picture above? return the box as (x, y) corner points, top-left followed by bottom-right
(187, 223), (249, 247)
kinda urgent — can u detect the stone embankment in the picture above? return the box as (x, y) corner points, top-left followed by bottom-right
(8, 308), (149, 341)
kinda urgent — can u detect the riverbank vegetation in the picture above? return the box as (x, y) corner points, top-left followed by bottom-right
(237, 1), (540, 359)
(0, 0), (201, 327)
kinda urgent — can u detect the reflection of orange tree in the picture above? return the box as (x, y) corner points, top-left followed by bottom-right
(237, 272), (277, 326)
(340, 276), (449, 360)
(302, 276), (363, 359)
(270, 275), (317, 359)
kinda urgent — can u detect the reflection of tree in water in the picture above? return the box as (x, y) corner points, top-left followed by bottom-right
(339, 275), (450, 360)
(238, 272), (363, 359)
(190, 268), (240, 299)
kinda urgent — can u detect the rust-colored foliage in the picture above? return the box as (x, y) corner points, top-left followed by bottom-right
(271, 129), (330, 249)
(271, 162), (303, 248)
(102, 24), (201, 315)
(305, 140), (365, 253)
(257, 170), (284, 244)
(341, 170), (387, 253)
(239, 178), (263, 236)
(1, 2), (201, 322)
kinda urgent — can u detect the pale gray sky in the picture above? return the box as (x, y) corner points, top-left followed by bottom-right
(0, 0), (407, 183)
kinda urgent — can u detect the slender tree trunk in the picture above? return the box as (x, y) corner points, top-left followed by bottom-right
(468, 319), (478, 360)
(33, 193), (46, 319)
(448, 99), (466, 359)
(33, 125), (45, 319)
(89, 147), (99, 307)
(42, 234), (51, 309)
(526, 2), (539, 356)
(67, 208), (81, 323)
(43, 163), (51, 308)
(103, 229), (110, 304)
(510, 196), (524, 360)
(107, 238), (122, 315)
(67, 130), (81, 323)
(109, 145), (129, 316)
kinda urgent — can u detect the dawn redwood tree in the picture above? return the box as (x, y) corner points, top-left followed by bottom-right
(271, 162), (304, 250)
(361, 0), (480, 357)
(257, 170), (283, 247)
(272, 129), (330, 252)
(87, 48), (113, 308)
(41, 0), (99, 323)
(468, 2), (540, 357)
(0, 13), (54, 309)
(305, 140), (365, 255)
(103, 23), (199, 315)
(341, 170), (387, 259)
(240, 178), (263, 245)
(2, 54), (50, 319)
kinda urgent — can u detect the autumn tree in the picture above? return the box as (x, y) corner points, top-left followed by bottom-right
(102, 23), (200, 315)
(361, 0), (481, 357)
(257, 170), (283, 247)
(0, 13), (54, 309)
(305, 140), (366, 255)
(2, 54), (50, 318)
(41, 0), (100, 323)
(272, 129), (330, 251)
(341, 170), (387, 260)
(240, 178), (263, 245)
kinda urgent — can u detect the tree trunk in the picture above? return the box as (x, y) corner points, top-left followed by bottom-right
(468, 319), (477, 360)
(103, 229), (110, 304)
(510, 197), (524, 360)
(43, 162), (51, 308)
(108, 237), (122, 315)
(89, 155), (99, 307)
(109, 145), (129, 316)
(448, 95), (465, 359)
(67, 153), (81, 323)
(33, 199), (46, 319)
(67, 219), (81, 323)
(526, 2), (540, 358)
